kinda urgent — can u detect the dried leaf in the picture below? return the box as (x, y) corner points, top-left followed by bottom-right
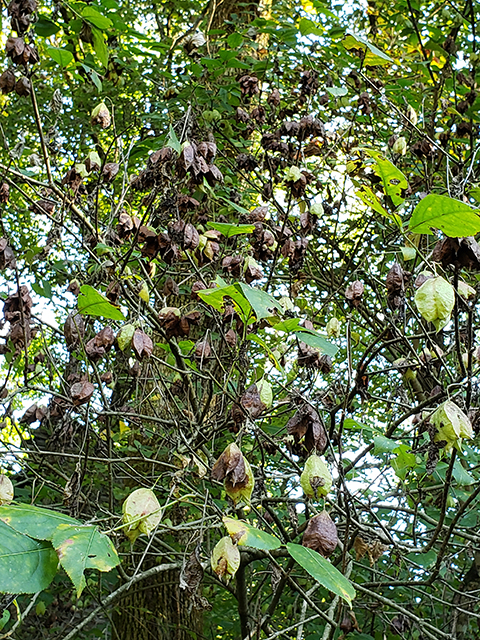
(353, 536), (369, 560)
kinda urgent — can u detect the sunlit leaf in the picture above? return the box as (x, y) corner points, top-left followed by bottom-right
(78, 285), (124, 321)
(343, 34), (393, 65)
(286, 542), (356, 605)
(409, 194), (480, 237)
(222, 517), (281, 550)
(51, 524), (119, 597)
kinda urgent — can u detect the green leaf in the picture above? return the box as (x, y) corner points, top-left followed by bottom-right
(197, 283), (247, 310)
(78, 285), (124, 321)
(227, 32), (243, 47)
(47, 46), (74, 67)
(218, 197), (250, 216)
(81, 7), (113, 30)
(294, 330), (338, 357)
(222, 517), (281, 550)
(356, 187), (401, 227)
(391, 448), (417, 480)
(453, 460), (474, 486)
(408, 194), (480, 237)
(0, 520), (58, 594)
(286, 542), (355, 606)
(270, 318), (338, 357)
(0, 610), (10, 631)
(237, 283), (283, 320)
(298, 17), (323, 36)
(92, 27), (109, 67)
(51, 524), (120, 597)
(325, 86), (348, 97)
(246, 333), (285, 375)
(373, 435), (400, 454)
(343, 34), (393, 66)
(166, 124), (181, 154)
(34, 16), (61, 36)
(0, 504), (80, 540)
(406, 550), (437, 568)
(343, 418), (371, 431)
(366, 149), (408, 207)
(208, 222), (255, 238)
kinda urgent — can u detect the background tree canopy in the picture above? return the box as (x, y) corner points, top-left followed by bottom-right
(1, 0), (480, 638)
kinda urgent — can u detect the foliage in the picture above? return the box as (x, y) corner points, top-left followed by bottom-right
(0, 0), (480, 638)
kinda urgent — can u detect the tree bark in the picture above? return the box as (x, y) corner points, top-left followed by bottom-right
(112, 568), (203, 640)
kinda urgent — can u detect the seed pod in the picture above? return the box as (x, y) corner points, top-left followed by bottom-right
(212, 443), (255, 506)
(225, 457), (254, 505)
(0, 475), (14, 505)
(392, 136), (407, 155)
(300, 454), (332, 499)
(91, 101), (111, 128)
(302, 511), (338, 557)
(326, 317), (341, 338)
(122, 488), (161, 543)
(210, 536), (240, 582)
(431, 400), (473, 453)
(117, 323), (136, 351)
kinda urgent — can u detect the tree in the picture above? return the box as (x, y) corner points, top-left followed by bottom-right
(1, 0), (480, 638)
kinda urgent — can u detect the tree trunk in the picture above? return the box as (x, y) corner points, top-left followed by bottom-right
(112, 568), (203, 640)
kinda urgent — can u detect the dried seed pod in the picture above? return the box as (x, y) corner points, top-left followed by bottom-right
(63, 312), (85, 351)
(70, 380), (94, 406)
(91, 101), (111, 128)
(302, 511), (338, 557)
(212, 443), (255, 505)
(0, 69), (16, 94)
(345, 280), (364, 308)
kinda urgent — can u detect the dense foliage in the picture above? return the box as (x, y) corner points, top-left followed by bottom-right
(1, 0), (480, 638)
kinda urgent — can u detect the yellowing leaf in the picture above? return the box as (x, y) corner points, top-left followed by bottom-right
(222, 517), (281, 550)
(414, 276), (455, 331)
